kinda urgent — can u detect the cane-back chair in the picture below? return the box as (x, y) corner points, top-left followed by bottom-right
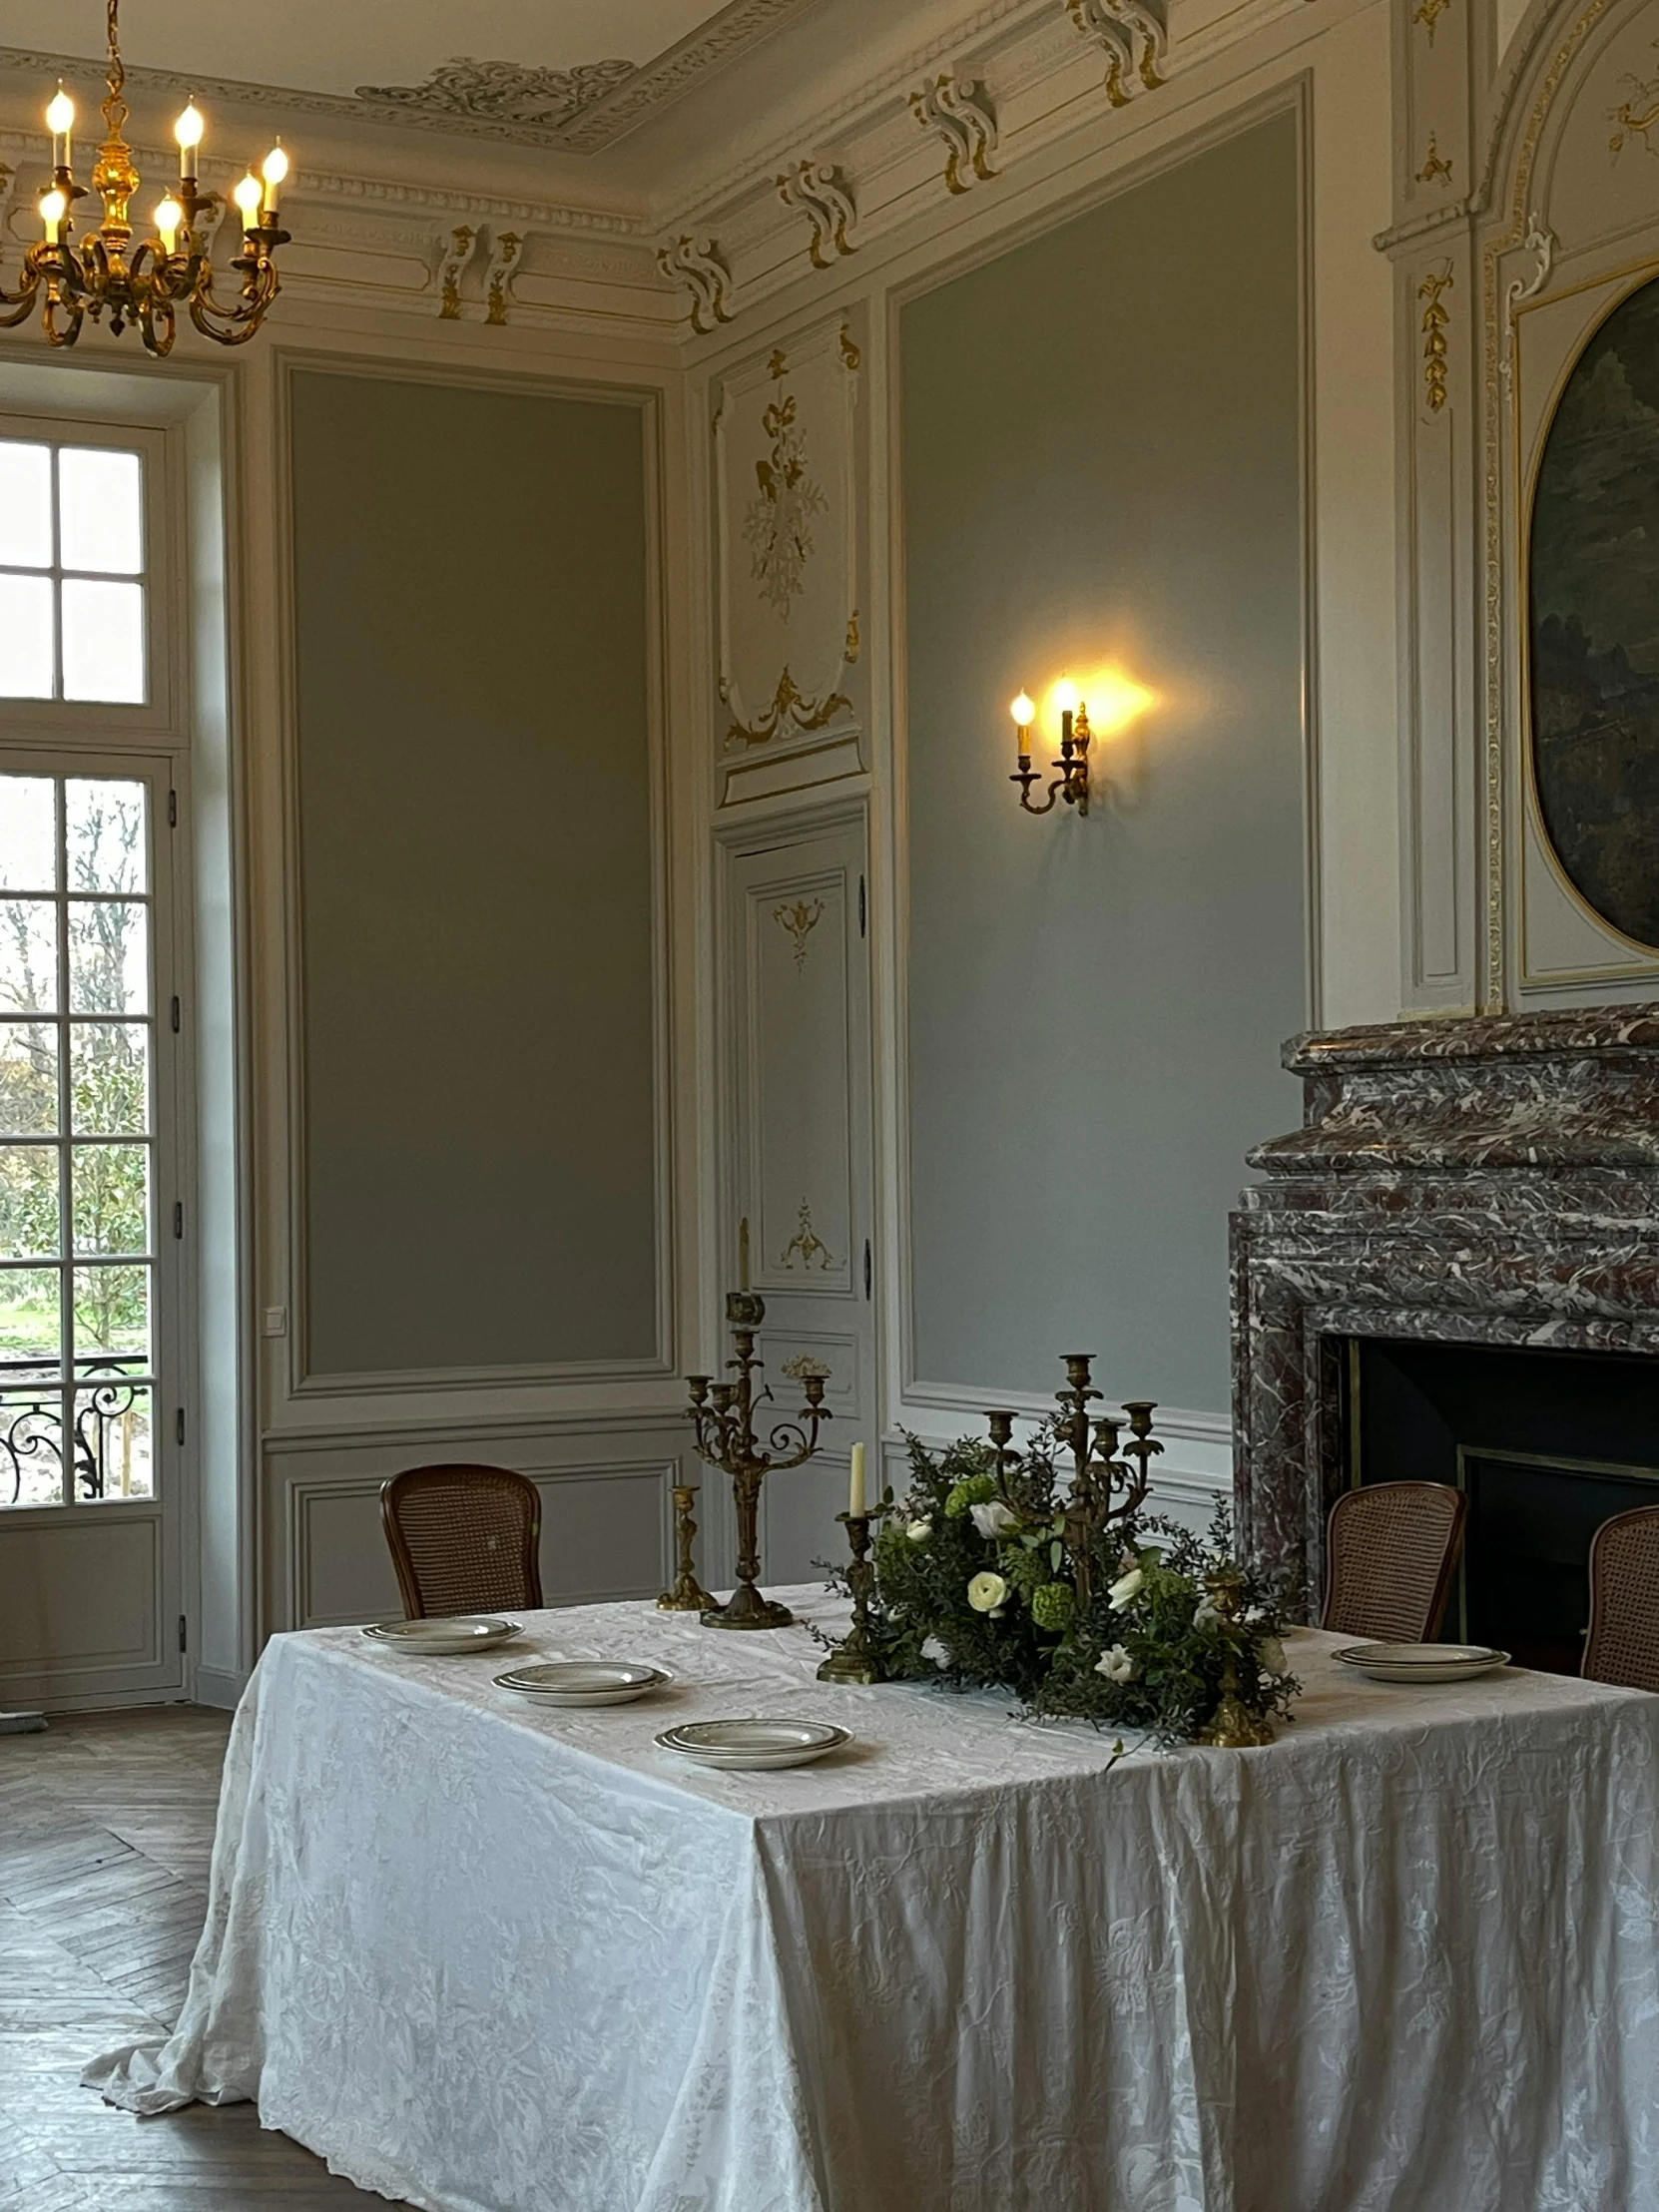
(379, 1463), (543, 1618)
(1322, 1479), (1468, 1643)
(1582, 1504), (1659, 1692)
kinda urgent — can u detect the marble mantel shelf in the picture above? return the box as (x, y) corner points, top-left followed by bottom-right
(1231, 1005), (1659, 1613)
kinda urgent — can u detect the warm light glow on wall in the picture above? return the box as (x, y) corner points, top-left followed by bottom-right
(1042, 668), (1154, 738)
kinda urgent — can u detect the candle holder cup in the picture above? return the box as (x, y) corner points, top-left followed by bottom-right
(817, 1510), (886, 1684)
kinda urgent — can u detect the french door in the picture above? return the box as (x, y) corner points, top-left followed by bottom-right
(0, 755), (186, 1707)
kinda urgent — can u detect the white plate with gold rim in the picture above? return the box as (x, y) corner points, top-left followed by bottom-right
(656, 1718), (850, 1770)
(362, 1616), (522, 1656)
(495, 1661), (672, 1707)
(1334, 1642), (1510, 1683)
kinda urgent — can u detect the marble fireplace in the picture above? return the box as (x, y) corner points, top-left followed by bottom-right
(1231, 1009), (1659, 1650)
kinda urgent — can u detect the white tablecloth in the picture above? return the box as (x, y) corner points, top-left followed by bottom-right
(87, 1588), (1659, 2212)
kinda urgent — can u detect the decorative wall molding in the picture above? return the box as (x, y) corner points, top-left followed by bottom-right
(483, 230), (525, 324)
(355, 57), (637, 133)
(657, 234), (736, 332)
(435, 225), (479, 319)
(907, 73), (1001, 193)
(775, 160), (858, 266)
(1417, 263), (1452, 410)
(1499, 210), (1554, 380)
(1063, 0), (1170, 107)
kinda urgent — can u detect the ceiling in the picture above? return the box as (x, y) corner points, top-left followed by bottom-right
(0, 0), (820, 151)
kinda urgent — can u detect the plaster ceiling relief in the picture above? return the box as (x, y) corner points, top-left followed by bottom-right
(0, 0), (825, 150)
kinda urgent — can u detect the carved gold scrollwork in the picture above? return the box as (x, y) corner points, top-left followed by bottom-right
(1064, 0), (1168, 106)
(726, 665), (852, 749)
(776, 160), (857, 267)
(1412, 0), (1451, 42)
(1610, 57), (1659, 156)
(908, 74), (999, 191)
(782, 1354), (832, 1381)
(1415, 134), (1454, 187)
(483, 231), (522, 324)
(657, 234), (734, 333)
(1417, 264), (1453, 412)
(775, 897), (826, 970)
(781, 1201), (835, 1272)
(436, 225), (477, 318)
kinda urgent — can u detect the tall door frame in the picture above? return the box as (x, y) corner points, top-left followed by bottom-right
(715, 802), (874, 1585)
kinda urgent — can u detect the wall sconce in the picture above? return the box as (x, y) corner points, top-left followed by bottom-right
(1007, 672), (1153, 818)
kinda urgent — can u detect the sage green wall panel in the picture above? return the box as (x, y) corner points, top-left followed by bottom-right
(902, 114), (1305, 1414)
(290, 370), (656, 1375)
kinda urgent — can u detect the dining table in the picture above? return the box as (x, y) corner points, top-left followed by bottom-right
(86, 1585), (1659, 2212)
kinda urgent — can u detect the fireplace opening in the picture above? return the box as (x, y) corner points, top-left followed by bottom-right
(1340, 1339), (1659, 1674)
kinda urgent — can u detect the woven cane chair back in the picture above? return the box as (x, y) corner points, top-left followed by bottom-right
(1582, 1505), (1659, 1692)
(1322, 1480), (1468, 1643)
(380, 1463), (543, 1619)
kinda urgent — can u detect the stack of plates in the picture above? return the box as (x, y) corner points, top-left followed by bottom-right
(656, 1718), (850, 1770)
(1334, 1641), (1510, 1683)
(361, 1616), (522, 1656)
(494, 1660), (670, 1708)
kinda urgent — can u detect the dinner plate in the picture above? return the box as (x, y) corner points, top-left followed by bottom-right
(494, 1660), (671, 1707)
(1334, 1642), (1511, 1683)
(361, 1616), (522, 1656)
(656, 1718), (851, 1770)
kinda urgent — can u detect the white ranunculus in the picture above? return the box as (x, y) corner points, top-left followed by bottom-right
(906, 1518), (933, 1543)
(1244, 1604), (1267, 1625)
(1094, 1643), (1137, 1684)
(1193, 1599), (1221, 1630)
(969, 1499), (1018, 1540)
(920, 1635), (949, 1669)
(1107, 1566), (1145, 1610)
(1259, 1635), (1287, 1677)
(967, 1570), (1009, 1614)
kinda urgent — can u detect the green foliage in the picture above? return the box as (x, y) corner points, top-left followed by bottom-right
(943, 1471), (996, 1518)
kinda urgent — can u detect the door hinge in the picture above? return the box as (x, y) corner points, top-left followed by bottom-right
(858, 874), (866, 938)
(171, 995), (181, 1033)
(176, 1406), (185, 1447)
(863, 1239), (871, 1301)
(178, 1613), (188, 1653)
(168, 789), (178, 829)
(173, 1200), (183, 1239)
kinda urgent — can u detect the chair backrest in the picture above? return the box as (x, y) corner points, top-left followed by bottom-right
(1582, 1504), (1659, 1692)
(380, 1464), (543, 1619)
(1322, 1479), (1468, 1642)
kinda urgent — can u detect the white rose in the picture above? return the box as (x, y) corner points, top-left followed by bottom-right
(1193, 1599), (1221, 1630)
(920, 1635), (949, 1669)
(1244, 1604), (1267, 1625)
(969, 1500), (1018, 1540)
(1259, 1635), (1287, 1677)
(1107, 1567), (1145, 1610)
(967, 1570), (1009, 1614)
(906, 1519), (933, 1543)
(1094, 1643), (1137, 1684)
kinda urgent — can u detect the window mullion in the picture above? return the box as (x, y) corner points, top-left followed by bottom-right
(54, 777), (72, 1506)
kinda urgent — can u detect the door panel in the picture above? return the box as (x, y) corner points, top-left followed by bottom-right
(726, 823), (873, 1585)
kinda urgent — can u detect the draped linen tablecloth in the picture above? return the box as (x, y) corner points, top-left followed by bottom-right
(86, 1587), (1659, 2212)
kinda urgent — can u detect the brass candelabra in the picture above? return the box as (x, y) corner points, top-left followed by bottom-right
(1198, 1567), (1276, 1748)
(657, 1484), (714, 1614)
(685, 1289), (830, 1629)
(984, 1353), (1161, 1605)
(1012, 700), (1091, 817)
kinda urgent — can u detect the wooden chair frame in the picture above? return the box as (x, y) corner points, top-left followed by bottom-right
(1321, 1479), (1468, 1643)
(379, 1463), (543, 1619)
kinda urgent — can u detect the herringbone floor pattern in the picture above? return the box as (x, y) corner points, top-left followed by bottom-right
(0, 1705), (409, 2210)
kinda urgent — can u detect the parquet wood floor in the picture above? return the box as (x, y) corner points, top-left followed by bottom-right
(0, 1705), (411, 2210)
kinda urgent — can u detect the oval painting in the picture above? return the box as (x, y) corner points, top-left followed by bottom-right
(1530, 272), (1659, 951)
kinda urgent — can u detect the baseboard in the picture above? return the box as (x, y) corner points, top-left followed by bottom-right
(191, 1664), (249, 1710)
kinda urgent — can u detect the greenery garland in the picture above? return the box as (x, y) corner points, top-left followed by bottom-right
(829, 1424), (1298, 1744)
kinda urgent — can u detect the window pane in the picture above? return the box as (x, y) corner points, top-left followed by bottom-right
(0, 1384), (64, 1508)
(71, 1024), (147, 1135)
(0, 573), (54, 699)
(58, 448), (143, 575)
(0, 1146), (58, 1257)
(65, 781), (147, 894)
(68, 900), (147, 1014)
(73, 1378), (150, 1501)
(74, 1264), (149, 1368)
(62, 579), (145, 704)
(0, 899), (58, 1013)
(0, 1021), (58, 1134)
(72, 1142), (148, 1256)
(0, 443), (53, 568)
(0, 778), (57, 890)
(0, 1267), (61, 1367)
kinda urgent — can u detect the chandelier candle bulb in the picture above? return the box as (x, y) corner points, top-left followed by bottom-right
(233, 172), (263, 230)
(46, 85), (74, 171)
(39, 191), (67, 246)
(175, 100), (203, 178)
(1011, 689), (1036, 758)
(849, 1442), (866, 1517)
(262, 143), (287, 215)
(154, 197), (181, 257)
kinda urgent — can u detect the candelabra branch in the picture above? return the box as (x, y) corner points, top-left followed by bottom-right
(983, 1355), (1162, 1606)
(1012, 705), (1092, 817)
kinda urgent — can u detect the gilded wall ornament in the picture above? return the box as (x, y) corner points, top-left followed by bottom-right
(657, 234), (734, 333)
(435, 225), (477, 319)
(1415, 134), (1454, 186)
(483, 231), (522, 325)
(357, 56), (636, 131)
(1064, 0), (1168, 107)
(1610, 58), (1659, 155)
(776, 161), (857, 267)
(1411, 0), (1451, 43)
(726, 665), (852, 749)
(781, 1201), (835, 1272)
(744, 392), (829, 616)
(775, 898), (826, 970)
(1499, 213), (1555, 384)
(908, 74), (999, 192)
(1417, 265), (1453, 412)
(781, 1354), (832, 1381)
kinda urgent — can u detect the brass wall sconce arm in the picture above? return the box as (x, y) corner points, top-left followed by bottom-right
(1012, 699), (1092, 817)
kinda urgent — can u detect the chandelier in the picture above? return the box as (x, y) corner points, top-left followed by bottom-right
(0, 0), (291, 357)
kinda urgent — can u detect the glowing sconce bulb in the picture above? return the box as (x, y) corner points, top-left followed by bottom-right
(176, 100), (205, 177)
(155, 197), (184, 257)
(262, 142), (289, 216)
(46, 85), (74, 170)
(39, 189), (67, 245)
(234, 170), (265, 229)
(1010, 689), (1036, 758)
(1051, 675), (1081, 720)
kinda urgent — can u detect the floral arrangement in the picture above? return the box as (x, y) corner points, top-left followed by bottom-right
(842, 1426), (1298, 1744)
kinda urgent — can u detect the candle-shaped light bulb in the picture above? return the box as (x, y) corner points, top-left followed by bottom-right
(175, 100), (205, 177)
(39, 189), (67, 246)
(261, 142), (288, 214)
(46, 85), (74, 171)
(1052, 676), (1080, 719)
(233, 170), (264, 230)
(848, 1441), (867, 1518)
(155, 197), (183, 257)
(1011, 689), (1035, 749)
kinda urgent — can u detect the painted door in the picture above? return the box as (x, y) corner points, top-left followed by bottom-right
(725, 819), (874, 1583)
(0, 758), (187, 1707)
